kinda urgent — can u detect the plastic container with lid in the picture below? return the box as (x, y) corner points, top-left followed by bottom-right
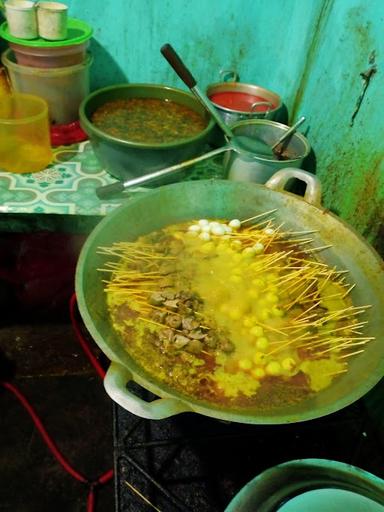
(0, 93), (53, 173)
(0, 18), (92, 68)
(2, 48), (92, 125)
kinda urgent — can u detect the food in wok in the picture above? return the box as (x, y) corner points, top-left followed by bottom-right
(98, 210), (372, 410)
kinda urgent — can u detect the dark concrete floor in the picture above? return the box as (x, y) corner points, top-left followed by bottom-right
(0, 232), (115, 511)
(0, 320), (115, 512)
(1, 231), (384, 512)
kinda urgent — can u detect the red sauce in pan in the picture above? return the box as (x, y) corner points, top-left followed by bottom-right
(209, 91), (275, 112)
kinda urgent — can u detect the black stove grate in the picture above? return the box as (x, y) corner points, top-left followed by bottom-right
(113, 391), (384, 512)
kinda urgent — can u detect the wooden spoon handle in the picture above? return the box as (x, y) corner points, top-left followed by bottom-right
(161, 43), (197, 89)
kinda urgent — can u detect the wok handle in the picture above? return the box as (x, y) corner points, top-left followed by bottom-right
(104, 362), (192, 419)
(265, 168), (322, 206)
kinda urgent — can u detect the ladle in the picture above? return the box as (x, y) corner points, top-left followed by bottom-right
(160, 43), (234, 140)
(95, 145), (232, 199)
(160, 43), (302, 158)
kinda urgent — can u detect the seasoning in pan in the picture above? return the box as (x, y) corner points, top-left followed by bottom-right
(98, 213), (373, 410)
(91, 98), (207, 144)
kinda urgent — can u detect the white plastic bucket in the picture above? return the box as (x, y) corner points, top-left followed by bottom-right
(2, 49), (92, 124)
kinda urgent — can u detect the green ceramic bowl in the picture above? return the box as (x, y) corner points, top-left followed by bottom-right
(79, 83), (215, 181)
(225, 459), (384, 511)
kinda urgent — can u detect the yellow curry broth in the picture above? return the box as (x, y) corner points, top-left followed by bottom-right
(103, 219), (360, 409)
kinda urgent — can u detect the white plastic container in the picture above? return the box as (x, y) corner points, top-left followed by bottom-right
(5, 0), (38, 40)
(37, 1), (68, 41)
(2, 49), (92, 124)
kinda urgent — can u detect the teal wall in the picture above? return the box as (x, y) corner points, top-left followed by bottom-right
(66, 0), (383, 253)
(289, 0), (384, 252)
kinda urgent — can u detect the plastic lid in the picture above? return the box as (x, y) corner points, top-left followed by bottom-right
(0, 18), (93, 47)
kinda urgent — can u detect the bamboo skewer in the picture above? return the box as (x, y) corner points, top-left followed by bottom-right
(240, 209), (278, 224)
(124, 481), (162, 512)
(98, 211), (373, 386)
(304, 244), (333, 253)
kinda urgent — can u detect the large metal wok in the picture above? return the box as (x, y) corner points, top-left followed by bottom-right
(75, 169), (384, 424)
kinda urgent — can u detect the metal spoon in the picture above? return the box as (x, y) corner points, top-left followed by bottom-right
(234, 115), (306, 158)
(271, 116), (306, 154)
(160, 43), (280, 158)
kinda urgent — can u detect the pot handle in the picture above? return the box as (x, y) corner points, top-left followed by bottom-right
(104, 362), (192, 419)
(219, 69), (239, 82)
(250, 101), (272, 118)
(265, 168), (322, 206)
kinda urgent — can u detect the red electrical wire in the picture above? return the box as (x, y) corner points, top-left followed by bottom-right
(1, 292), (114, 512)
(69, 293), (106, 380)
(2, 380), (88, 483)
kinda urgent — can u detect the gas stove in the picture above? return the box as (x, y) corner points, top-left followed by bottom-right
(113, 387), (384, 512)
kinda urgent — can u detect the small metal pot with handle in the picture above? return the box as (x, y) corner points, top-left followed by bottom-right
(225, 118), (311, 183)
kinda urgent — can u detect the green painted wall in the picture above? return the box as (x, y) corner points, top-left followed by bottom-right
(67, 0), (383, 253)
(289, 0), (384, 254)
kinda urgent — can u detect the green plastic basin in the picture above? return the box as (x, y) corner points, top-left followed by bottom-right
(79, 83), (215, 181)
(224, 459), (384, 511)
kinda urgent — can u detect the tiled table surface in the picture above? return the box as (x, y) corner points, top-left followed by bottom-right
(0, 141), (225, 218)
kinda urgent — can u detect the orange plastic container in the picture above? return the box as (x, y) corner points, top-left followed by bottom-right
(8, 40), (89, 68)
(0, 93), (53, 173)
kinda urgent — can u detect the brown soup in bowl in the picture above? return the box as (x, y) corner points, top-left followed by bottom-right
(92, 98), (207, 144)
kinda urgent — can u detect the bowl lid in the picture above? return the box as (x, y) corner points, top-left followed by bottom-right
(0, 18), (93, 47)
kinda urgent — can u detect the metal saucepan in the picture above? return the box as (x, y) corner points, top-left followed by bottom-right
(76, 169), (384, 424)
(225, 119), (311, 183)
(206, 69), (284, 125)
